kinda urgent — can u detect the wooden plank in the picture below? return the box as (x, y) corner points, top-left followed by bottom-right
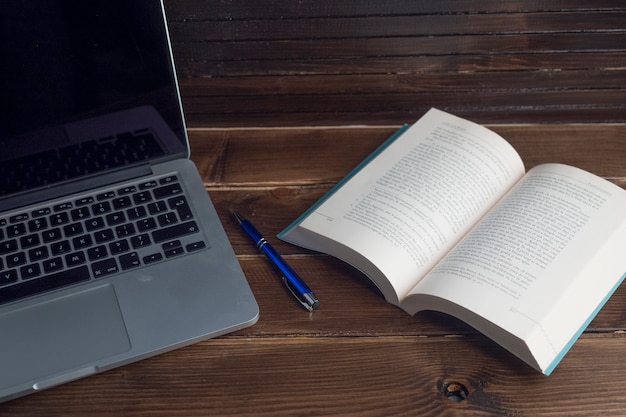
(181, 92), (626, 127)
(187, 125), (626, 182)
(183, 108), (626, 127)
(172, 33), (626, 62)
(179, 70), (626, 96)
(175, 53), (626, 77)
(181, 90), (626, 114)
(164, 0), (626, 21)
(169, 12), (626, 41)
(6, 334), (626, 416)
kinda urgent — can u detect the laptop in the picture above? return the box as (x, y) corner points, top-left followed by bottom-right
(0, 0), (259, 402)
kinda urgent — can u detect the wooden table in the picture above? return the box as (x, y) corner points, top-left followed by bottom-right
(4, 124), (626, 416)
(5, 1), (626, 415)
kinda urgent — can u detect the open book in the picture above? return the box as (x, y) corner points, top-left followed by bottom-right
(278, 108), (626, 375)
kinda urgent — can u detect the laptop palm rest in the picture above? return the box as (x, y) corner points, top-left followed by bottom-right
(0, 285), (131, 391)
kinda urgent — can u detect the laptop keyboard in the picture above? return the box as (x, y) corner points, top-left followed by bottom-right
(0, 174), (207, 305)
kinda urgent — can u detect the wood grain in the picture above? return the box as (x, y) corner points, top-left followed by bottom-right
(6, 335), (626, 417)
(187, 124), (626, 184)
(163, 1), (626, 126)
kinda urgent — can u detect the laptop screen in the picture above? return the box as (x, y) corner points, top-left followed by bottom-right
(0, 0), (187, 200)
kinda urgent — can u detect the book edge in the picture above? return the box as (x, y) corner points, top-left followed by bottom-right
(277, 123), (411, 239)
(542, 270), (626, 375)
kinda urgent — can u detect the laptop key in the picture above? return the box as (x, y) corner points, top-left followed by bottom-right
(51, 240), (71, 255)
(20, 233), (40, 248)
(186, 241), (207, 252)
(91, 258), (119, 278)
(42, 227), (63, 242)
(153, 183), (182, 199)
(96, 191), (116, 200)
(73, 234), (94, 249)
(132, 191), (152, 204)
(63, 223), (84, 237)
(0, 265), (90, 305)
(28, 246), (49, 262)
(86, 216), (106, 231)
(106, 211), (126, 226)
(117, 186), (137, 195)
(109, 239), (130, 254)
(127, 206), (147, 220)
(92, 201), (112, 215)
(7, 252), (27, 268)
(139, 180), (158, 189)
(168, 196), (193, 220)
(119, 252), (141, 269)
(50, 212), (70, 226)
(71, 206), (91, 220)
(147, 201), (167, 214)
(137, 217), (157, 232)
(157, 212), (178, 227)
(131, 233), (151, 248)
(9, 213), (29, 223)
(53, 202), (73, 212)
(94, 229), (115, 244)
(43, 257), (64, 273)
(32, 207), (51, 217)
(1, 269), (18, 286)
(112, 196), (132, 210)
(75, 197), (94, 206)
(65, 251), (86, 266)
(88, 245), (108, 261)
(7, 223), (26, 237)
(0, 239), (18, 254)
(159, 175), (178, 185)
(20, 264), (41, 280)
(164, 247), (185, 258)
(28, 217), (48, 232)
(143, 253), (163, 264)
(152, 221), (199, 243)
(115, 223), (136, 238)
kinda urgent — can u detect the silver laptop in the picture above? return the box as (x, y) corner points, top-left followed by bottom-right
(0, 0), (258, 402)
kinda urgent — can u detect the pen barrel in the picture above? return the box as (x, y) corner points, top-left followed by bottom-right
(239, 220), (264, 246)
(259, 241), (313, 294)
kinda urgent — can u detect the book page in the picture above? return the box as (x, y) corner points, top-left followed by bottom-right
(411, 163), (626, 371)
(297, 108), (525, 302)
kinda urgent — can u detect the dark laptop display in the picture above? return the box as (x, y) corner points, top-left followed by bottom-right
(1, 1), (187, 200)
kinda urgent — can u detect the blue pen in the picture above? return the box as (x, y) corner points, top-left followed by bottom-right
(234, 212), (320, 311)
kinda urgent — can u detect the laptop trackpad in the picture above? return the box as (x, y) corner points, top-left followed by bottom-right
(0, 284), (131, 390)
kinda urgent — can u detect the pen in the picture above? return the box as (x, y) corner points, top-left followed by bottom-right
(234, 211), (320, 311)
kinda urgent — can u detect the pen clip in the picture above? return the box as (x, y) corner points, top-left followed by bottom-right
(281, 276), (314, 312)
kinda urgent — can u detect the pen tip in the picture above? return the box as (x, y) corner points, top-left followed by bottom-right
(233, 211), (244, 223)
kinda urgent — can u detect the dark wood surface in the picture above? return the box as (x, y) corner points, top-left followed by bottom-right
(164, 0), (626, 126)
(4, 2), (626, 416)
